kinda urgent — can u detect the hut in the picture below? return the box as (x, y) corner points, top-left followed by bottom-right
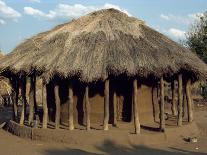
(0, 9), (207, 133)
(0, 76), (12, 106)
(0, 53), (12, 107)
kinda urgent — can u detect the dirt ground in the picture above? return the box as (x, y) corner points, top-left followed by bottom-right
(0, 104), (207, 155)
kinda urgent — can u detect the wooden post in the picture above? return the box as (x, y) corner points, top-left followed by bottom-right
(160, 77), (165, 131)
(54, 84), (60, 129)
(28, 75), (36, 125)
(42, 81), (48, 129)
(11, 76), (19, 121)
(131, 94), (134, 123)
(113, 90), (117, 127)
(85, 86), (90, 130)
(68, 82), (74, 130)
(133, 79), (140, 134)
(186, 79), (193, 122)
(104, 79), (109, 130)
(177, 74), (183, 126)
(20, 76), (27, 126)
(182, 82), (187, 118)
(171, 80), (177, 115)
(152, 86), (157, 122)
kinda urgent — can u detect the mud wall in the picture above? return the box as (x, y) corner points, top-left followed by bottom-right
(59, 82), (157, 126)
(5, 121), (32, 138)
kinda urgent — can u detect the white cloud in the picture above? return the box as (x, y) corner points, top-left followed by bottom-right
(24, 7), (51, 18)
(160, 14), (170, 20)
(168, 28), (186, 38)
(160, 13), (193, 25)
(151, 25), (186, 40)
(0, 0), (21, 19)
(24, 3), (130, 21)
(103, 3), (131, 16)
(160, 12), (206, 26)
(28, 0), (41, 3)
(0, 18), (5, 24)
(188, 12), (204, 20)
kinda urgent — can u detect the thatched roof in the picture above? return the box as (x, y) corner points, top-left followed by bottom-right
(0, 53), (12, 96)
(0, 9), (207, 83)
(0, 76), (11, 96)
(0, 52), (4, 59)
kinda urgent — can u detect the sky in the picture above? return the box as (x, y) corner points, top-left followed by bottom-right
(0, 0), (206, 53)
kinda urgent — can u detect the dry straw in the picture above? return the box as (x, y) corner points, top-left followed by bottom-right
(0, 9), (207, 82)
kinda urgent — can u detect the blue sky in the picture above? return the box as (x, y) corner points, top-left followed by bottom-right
(0, 0), (206, 53)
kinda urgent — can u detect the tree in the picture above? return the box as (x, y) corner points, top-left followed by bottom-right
(186, 12), (207, 63)
(185, 12), (207, 99)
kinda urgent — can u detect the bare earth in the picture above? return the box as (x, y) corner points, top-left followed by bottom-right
(0, 105), (207, 155)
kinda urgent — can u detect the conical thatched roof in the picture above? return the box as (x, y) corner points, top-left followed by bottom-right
(0, 9), (207, 82)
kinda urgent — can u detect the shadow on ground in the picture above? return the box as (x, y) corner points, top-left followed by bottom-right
(44, 140), (206, 155)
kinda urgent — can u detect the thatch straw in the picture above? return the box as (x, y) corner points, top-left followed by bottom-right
(0, 76), (12, 96)
(0, 9), (207, 82)
(0, 53), (11, 96)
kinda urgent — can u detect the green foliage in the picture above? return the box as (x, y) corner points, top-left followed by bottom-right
(185, 12), (207, 99)
(186, 12), (207, 63)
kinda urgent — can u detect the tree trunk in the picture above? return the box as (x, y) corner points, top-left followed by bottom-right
(186, 79), (193, 122)
(177, 74), (183, 126)
(171, 80), (177, 115)
(28, 75), (36, 125)
(20, 76), (27, 126)
(42, 81), (48, 129)
(113, 90), (117, 127)
(85, 86), (90, 130)
(54, 84), (60, 129)
(68, 82), (74, 130)
(160, 77), (165, 131)
(133, 79), (140, 134)
(104, 79), (109, 130)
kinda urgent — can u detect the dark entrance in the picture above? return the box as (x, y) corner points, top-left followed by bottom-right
(110, 75), (132, 123)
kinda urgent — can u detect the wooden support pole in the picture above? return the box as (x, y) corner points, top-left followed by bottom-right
(11, 76), (19, 121)
(182, 82), (187, 118)
(42, 81), (48, 129)
(177, 74), (183, 126)
(28, 75), (36, 125)
(54, 84), (60, 129)
(15, 80), (19, 122)
(113, 90), (117, 127)
(68, 82), (74, 130)
(171, 80), (177, 115)
(152, 86), (157, 122)
(104, 79), (109, 131)
(160, 77), (165, 131)
(186, 79), (193, 122)
(117, 97), (121, 121)
(85, 86), (90, 130)
(20, 76), (27, 126)
(131, 95), (134, 122)
(133, 79), (140, 134)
